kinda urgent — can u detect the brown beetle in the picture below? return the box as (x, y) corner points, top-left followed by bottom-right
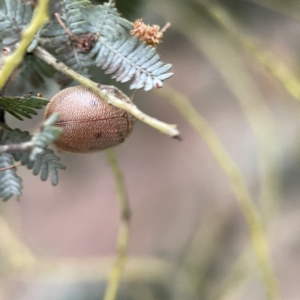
(44, 85), (136, 153)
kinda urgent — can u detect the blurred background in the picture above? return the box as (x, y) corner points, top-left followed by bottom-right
(2, 0), (300, 299)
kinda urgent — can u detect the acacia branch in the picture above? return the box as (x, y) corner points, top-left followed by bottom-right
(0, 141), (33, 154)
(196, 1), (300, 101)
(33, 46), (180, 139)
(0, 113), (60, 157)
(0, 0), (50, 90)
(104, 148), (131, 300)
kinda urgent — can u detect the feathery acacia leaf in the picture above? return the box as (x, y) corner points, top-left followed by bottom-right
(0, 126), (25, 202)
(42, 0), (173, 90)
(41, 0), (94, 86)
(9, 55), (56, 94)
(0, 153), (23, 201)
(26, 148), (65, 185)
(0, 121), (66, 188)
(30, 113), (62, 160)
(0, 94), (49, 120)
(0, 0), (173, 90)
(81, 1), (173, 91)
(81, 2), (133, 41)
(0, 0), (33, 46)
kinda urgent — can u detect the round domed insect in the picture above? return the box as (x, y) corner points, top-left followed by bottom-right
(44, 85), (136, 153)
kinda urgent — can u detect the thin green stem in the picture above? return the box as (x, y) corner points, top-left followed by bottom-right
(104, 148), (131, 300)
(155, 2), (281, 298)
(33, 47), (180, 139)
(157, 84), (280, 300)
(195, 1), (300, 101)
(187, 16), (280, 223)
(247, 0), (300, 24)
(0, 0), (49, 90)
(0, 0), (46, 261)
(178, 3), (282, 299)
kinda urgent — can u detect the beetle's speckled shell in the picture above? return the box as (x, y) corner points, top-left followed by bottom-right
(44, 85), (136, 153)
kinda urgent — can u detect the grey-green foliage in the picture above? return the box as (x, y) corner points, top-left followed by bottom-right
(0, 115), (66, 201)
(81, 3), (173, 90)
(0, 0), (33, 46)
(10, 54), (56, 94)
(0, 94), (49, 120)
(0, 0), (55, 93)
(0, 152), (22, 201)
(42, 0), (94, 86)
(29, 113), (63, 160)
(0, 0), (173, 91)
(0, 0), (173, 200)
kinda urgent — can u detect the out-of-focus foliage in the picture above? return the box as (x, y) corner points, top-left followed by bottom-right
(0, 115), (66, 201)
(0, 94), (48, 121)
(93, 0), (142, 19)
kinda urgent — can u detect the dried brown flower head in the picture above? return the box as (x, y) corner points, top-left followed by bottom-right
(131, 19), (170, 47)
(54, 13), (95, 52)
(75, 34), (95, 52)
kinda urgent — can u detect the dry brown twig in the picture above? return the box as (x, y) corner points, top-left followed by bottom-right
(0, 162), (21, 171)
(54, 13), (95, 52)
